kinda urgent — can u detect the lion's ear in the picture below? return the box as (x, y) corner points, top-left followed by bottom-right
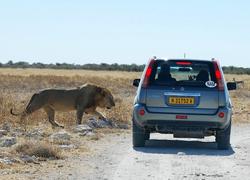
(96, 87), (105, 96)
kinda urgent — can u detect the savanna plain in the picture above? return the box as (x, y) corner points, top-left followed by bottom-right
(0, 68), (249, 180)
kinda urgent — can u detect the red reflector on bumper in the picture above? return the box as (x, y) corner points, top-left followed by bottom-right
(139, 109), (145, 116)
(176, 115), (188, 119)
(218, 112), (225, 118)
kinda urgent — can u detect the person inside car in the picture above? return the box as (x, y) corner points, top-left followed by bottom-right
(156, 63), (176, 83)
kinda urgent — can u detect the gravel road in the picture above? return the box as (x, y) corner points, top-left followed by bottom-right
(42, 124), (250, 180)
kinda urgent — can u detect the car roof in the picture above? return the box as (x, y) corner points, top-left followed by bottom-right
(156, 58), (213, 63)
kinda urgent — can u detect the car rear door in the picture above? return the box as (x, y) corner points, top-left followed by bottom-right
(145, 60), (219, 115)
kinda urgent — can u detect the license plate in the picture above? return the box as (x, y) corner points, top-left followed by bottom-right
(168, 97), (195, 105)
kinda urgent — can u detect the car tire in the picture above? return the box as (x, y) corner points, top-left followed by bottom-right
(132, 120), (146, 147)
(145, 132), (150, 140)
(216, 121), (231, 150)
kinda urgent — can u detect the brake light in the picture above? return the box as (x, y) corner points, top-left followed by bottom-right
(145, 65), (152, 77)
(213, 60), (224, 91)
(142, 59), (155, 88)
(176, 61), (192, 65)
(176, 115), (188, 119)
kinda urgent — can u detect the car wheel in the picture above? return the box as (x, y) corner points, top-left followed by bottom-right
(216, 121), (231, 150)
(132, 119), (146, 147)
(145, 132), (150, 140)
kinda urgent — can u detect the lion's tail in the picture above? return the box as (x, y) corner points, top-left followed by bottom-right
(10, 108), (23, 116)
(10, 93), (39, 116)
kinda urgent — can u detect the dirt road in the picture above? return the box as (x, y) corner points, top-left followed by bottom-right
(29, 124), (250, 180)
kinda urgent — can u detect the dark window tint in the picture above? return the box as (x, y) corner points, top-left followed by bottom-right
(150, 60), (216, 87)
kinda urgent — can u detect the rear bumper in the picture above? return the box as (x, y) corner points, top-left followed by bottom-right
(145, 120), (222, 129)
(133, 104), (232, 131)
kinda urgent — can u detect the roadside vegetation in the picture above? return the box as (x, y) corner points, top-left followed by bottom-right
(15, 140), (61, 159)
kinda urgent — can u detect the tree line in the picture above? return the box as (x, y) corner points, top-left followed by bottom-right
(0, 60), (250, 74)
(0, 60), (144, 72)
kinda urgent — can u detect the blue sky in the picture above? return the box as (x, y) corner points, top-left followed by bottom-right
(0, 0), (249, 67)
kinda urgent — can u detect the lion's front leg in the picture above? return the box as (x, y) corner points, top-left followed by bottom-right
(76, 107), (84, 125)
(85, 106), (106, 120)
(88, 110), (106, 120)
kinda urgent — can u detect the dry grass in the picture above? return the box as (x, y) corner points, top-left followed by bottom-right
(15, 140), (61, 159)
(0, 69), (140, 127)
(225, 74), (250, 123)
(88, 133), (102, 141)
(0, 68), (140, 79)
(0, 68), (249, 127)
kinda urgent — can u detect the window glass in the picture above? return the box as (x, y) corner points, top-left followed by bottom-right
(151, 61), (216, 87)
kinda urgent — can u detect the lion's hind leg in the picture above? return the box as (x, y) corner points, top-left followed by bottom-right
(25, 93), (45, 114)
(18, 93), (42, 131)
(44, 106), (64, 129)
(19, 112), (29, 131)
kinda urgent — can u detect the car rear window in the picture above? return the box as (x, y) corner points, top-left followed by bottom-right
(150, 60), (216, 88)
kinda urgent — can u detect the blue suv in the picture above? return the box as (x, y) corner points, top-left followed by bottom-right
(132, 58), (236, 149)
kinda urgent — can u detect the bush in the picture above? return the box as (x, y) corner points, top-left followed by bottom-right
(16, 141), (61, 159)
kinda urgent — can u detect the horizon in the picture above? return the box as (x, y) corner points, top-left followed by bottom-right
(0, 1), (250, 68)
(1, 59), (250, 68)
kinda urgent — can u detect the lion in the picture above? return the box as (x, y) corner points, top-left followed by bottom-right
(10, 83), (115, 128)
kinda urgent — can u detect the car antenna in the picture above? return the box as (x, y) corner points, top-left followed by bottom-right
(183, 53), (186, 59)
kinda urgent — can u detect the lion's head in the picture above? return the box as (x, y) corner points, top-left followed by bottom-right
(95, 87), (115, 109)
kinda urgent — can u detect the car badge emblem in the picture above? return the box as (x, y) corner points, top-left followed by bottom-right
(180, 87), (185, 91)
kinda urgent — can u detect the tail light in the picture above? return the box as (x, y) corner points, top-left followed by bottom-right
(176, 61), (192, 65)
(212, 60), (224, 91)
(142, 58), (155, 88)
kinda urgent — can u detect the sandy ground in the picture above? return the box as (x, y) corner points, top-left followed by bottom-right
(2, 123), (250, 180)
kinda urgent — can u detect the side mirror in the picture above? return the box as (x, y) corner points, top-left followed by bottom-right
(227, 82), (237, 90)
(133, 79), (140, 87)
